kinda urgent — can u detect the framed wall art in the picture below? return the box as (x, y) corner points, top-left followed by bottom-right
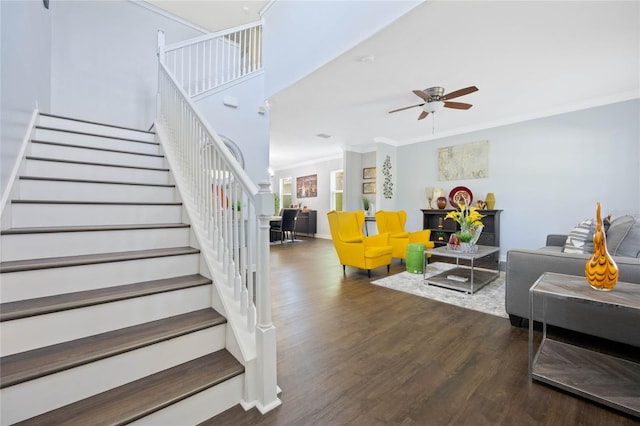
(363, 167), (376, 180)
(296, 174), (317, 198)
(363, 181), (376, 194)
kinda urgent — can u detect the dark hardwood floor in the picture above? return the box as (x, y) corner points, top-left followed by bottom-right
(203, 238), (638, 425)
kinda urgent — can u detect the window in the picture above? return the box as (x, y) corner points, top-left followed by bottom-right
(280, 177), (292, 211)
(330, 170), (344, 211)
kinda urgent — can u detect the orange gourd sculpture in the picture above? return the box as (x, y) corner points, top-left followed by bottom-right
(585, 202), (619, 291)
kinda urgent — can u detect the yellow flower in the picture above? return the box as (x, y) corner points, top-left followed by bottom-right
(446, 204), (485, 228)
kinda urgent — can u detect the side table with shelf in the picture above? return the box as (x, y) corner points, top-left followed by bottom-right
(529, 272), (640, 417)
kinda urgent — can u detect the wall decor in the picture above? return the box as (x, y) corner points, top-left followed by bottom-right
(296, 174), (317, 198)
(363, 181), (376, 194)
(363, 167), (376, 180)
(438, 140), (489, 181)
(382, 155), (393, 199)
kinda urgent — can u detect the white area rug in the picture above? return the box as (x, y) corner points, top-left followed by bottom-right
(371, 262), (508, 318)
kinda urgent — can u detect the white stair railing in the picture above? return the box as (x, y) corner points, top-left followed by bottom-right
(156, 28), (279, 413)
(163, 21), (262, 98)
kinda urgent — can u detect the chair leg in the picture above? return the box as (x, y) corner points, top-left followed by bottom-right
(387, 265), (390, 274)
(343, 265), (346, 275)
(367, 270), (371, 278)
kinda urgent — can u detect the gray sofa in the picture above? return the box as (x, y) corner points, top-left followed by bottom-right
(505, 215), (640, 347)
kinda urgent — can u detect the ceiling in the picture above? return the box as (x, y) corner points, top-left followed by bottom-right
(146, 0), (268, 32)
(149, 1), (640, 172)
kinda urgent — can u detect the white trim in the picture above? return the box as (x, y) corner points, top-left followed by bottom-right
(128, 0), (209, 35)
(259, 0), (277, 17)
(0, 108), (39, 228)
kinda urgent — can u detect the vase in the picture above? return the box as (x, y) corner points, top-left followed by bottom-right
(585, 202), (618, 291)
(437, 197), (447, 209)
(485, 193), (496, 210)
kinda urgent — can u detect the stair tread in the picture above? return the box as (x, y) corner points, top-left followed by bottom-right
(15, 350), (242, 426)
(0, 246), (200, 273)
(12, 199), (181, 205)
(26, 156), (170, 172)
(39, 112), (155, 135)
(19, 175), (175, 188)
(1, 308), (225, 388)
(0, 274), (211, 322)
(35, 126), (158, 145)
(1, 223), (189, 235)
(31, 139), (164, 158)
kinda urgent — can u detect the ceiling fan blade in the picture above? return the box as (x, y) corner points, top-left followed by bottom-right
(443, 86), (478, 100)
(412, 90), (431, 101)
(389, 103), (424, 114)
(418, 111), (429, 120)
(444, 101), (473, 110)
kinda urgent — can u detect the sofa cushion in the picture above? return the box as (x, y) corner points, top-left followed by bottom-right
(607, 215), (639, 258)
(563, 219), (594, 254)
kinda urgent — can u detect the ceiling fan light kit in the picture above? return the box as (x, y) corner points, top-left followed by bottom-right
(423, 100), (444, 113)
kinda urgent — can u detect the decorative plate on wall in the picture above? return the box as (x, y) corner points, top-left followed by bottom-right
(449, 186), (473, 208)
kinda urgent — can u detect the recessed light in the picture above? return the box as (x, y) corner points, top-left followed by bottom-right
(357, 55), (375, 63)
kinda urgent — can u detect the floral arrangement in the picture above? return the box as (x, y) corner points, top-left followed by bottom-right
(445, 203), (485, 243)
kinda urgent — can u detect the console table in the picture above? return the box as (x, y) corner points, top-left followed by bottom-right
(294, 210), (317, 237)
(529, 272), (640, 417)
(421, 209), (501, 263)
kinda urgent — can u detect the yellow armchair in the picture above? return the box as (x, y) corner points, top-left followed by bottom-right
(375, 210), (434, 260)
(327, 210), (393, 277)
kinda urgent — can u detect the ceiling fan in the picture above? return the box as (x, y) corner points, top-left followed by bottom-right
(389, 86), (478, 120)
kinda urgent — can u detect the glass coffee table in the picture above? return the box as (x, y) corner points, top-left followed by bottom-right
(423, 245), (500, 294)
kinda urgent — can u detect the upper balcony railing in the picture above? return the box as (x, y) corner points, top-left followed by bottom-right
(163, 21), (263, 98)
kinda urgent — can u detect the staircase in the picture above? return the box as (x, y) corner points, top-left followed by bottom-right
(0, 113), (245, 425)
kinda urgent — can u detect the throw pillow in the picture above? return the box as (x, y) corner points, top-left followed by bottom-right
(584, 216), (611, 253)
(563, 219), (594, 254)
(606, 215), (639, 257)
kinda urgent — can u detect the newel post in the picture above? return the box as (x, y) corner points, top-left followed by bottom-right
(254, 181), (281, 412)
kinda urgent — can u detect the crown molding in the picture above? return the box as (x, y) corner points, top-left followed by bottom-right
(129, 1), (208, 34)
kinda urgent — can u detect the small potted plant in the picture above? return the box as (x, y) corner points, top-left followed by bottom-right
(362, 195), (371, 215)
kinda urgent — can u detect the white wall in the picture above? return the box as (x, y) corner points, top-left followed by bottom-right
(49, 0), (203, 129)
(278, 100), (639, 261)
(261, 0), (421, 98)
(195, 74), (270, 185)
(395, 99), (640, 262)
(271, 157), (343, 239)
(0, 0), (52, 199)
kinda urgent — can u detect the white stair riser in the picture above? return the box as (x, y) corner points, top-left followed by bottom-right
(1, 227), (191, 262)
(11, 203), (182, 227)
(1, 253), (200, 302)
(24, 159), (170, 185)
(1, 285), (212, 356)
(34, 128), (159, 155)
(30, 143), (164, 169)
(132, 374), (243, 426)
(38, 116), (156, 143)
(18, 179), (177, 203)
(0, 326), (224, 425)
